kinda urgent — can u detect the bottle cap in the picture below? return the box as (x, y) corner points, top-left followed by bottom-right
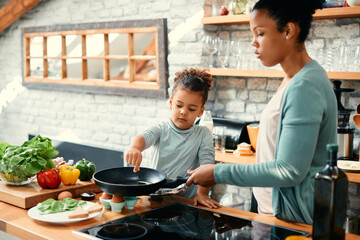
(326, 143), (338, 152)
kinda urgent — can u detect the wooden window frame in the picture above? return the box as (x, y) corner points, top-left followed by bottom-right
(21, 19), (169, 98)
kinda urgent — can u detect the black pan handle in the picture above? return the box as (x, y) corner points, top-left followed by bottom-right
(163, 176), (189, 188)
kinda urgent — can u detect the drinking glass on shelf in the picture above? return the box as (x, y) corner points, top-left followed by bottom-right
(212, 0), (223, 16)
(203, 35), (219, 68)
(324, 47), (339, 72)
(235, 40), (248, 69)
(228, 40), (238, 69)
(354, 45), (360, 72)
(339, 44), (350, 71)
(316, 48), (325, 67)
(218, 39), (230, 68)
(344, 43), (358, 72)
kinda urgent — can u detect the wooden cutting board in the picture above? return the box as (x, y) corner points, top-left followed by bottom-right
(0, 179), (101, 209)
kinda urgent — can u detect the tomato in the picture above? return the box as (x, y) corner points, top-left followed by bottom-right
(37, 169), (61, 189)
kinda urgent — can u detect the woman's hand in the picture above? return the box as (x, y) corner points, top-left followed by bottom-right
(186, 164), (216, 187)
(125, 147), (143, 172)
(194, 188), (221, 209)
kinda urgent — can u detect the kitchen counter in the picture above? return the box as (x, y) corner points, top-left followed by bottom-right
(0, 193), (359, 240)
(215, 150), (360, 183)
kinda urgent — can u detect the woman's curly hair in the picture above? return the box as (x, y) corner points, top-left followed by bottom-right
(172, 68), (214, 105)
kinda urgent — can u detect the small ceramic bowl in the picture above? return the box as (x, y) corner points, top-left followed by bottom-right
(124, 197), (139, 210)
(80, 192), (96, 201)
(99, 197), (112, 210)
(110, 201), (125, 212)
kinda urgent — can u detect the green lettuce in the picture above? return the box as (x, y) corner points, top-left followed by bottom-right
(0, 135), (58, 182)
(37, 198), (87, 214)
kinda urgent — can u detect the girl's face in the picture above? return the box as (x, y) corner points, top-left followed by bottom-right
(250, 9), (288, 67)
(169, 88), (204, 130)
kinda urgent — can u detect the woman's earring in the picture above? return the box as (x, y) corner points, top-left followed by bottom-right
(286, 36), (289, 39)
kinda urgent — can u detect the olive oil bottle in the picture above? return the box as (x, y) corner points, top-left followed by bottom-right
(313, 144), (348, 240)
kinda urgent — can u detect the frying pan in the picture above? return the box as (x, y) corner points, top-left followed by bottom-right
(94, 167), (188, 196)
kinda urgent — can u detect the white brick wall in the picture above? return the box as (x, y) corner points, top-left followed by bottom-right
(0, 0), (358, 150)
(0, 0), (357, 150)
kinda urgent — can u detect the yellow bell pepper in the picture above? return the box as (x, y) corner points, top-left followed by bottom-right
(59, 165), (80, 185)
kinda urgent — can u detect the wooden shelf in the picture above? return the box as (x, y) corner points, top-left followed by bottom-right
(215, 151), (360, 183)
(208, 69), (284, 78)
(203, 7), (360, 80)
(202, 6), (360, 25)
(206, 68), (360, 80)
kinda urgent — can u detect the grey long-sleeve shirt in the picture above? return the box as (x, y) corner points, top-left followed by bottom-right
(141, 119), (215, 198)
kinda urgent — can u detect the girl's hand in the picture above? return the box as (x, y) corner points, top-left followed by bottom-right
(125, 147), (143, 172)
(186, 164), (216, 187)
(194, 192), (221, 209)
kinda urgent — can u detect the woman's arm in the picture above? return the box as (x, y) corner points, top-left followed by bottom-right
(215, 78), (325, 187)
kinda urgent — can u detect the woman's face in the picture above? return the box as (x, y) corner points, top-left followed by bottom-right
(250, 9), (288, 67)
(169, 88), (204, 130)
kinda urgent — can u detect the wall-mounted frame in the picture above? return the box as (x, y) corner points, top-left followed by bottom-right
(22, 19), (168, 98)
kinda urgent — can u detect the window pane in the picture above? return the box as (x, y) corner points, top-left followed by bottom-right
(47, 36), (62, 57)
(67, 59), (82, 79)
(109, 33), (128, 55)
(48, 59), (62, 78)
(87, 59), (103, 79)
(30, 59), (43, 77)
(133, 32), (155, 55)
(134, 59), (156, 82)
(66, 35), (82, 57)
(110, 59), (129, 80)
(86, 34), (104, 57)
(30, 37), (43, 57)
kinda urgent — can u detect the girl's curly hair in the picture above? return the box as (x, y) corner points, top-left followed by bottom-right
(172, 68), (213, 105)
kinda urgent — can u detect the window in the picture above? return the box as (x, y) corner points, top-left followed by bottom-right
(22, 19), (168, 98)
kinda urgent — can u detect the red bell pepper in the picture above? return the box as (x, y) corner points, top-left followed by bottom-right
(37, 169), (61, 189)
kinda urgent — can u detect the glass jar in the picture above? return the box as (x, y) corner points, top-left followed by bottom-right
(199, 110), (214, 135)
(232, 0), (247, 15)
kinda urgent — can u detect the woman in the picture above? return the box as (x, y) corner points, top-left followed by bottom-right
(186, 0), (337, 224)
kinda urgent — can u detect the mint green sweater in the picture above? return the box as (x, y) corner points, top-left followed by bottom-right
(214, 60), (337, 224)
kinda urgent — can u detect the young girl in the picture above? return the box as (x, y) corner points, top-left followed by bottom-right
(126, 68), (220, 209)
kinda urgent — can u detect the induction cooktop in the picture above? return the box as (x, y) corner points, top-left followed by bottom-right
(73, 203), (310, 240)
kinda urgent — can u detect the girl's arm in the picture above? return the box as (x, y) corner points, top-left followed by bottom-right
(126, 136), (146, 172)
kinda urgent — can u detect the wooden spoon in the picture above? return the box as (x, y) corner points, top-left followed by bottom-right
(354, 113), (360, 129)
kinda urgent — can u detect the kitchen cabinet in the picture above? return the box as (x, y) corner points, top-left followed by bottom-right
(215, 150), (360, 183)
(202, 6), (360, 80)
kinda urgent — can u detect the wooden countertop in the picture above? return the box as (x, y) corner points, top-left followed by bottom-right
(0, 194), (359, 240)
(215, 150), (360, 183)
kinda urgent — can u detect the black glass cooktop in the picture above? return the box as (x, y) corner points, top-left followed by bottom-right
(73, 203), (310, 240)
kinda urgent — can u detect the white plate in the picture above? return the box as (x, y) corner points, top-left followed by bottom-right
(28, 202), (103, 224)
(337, 160), (360, 172)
